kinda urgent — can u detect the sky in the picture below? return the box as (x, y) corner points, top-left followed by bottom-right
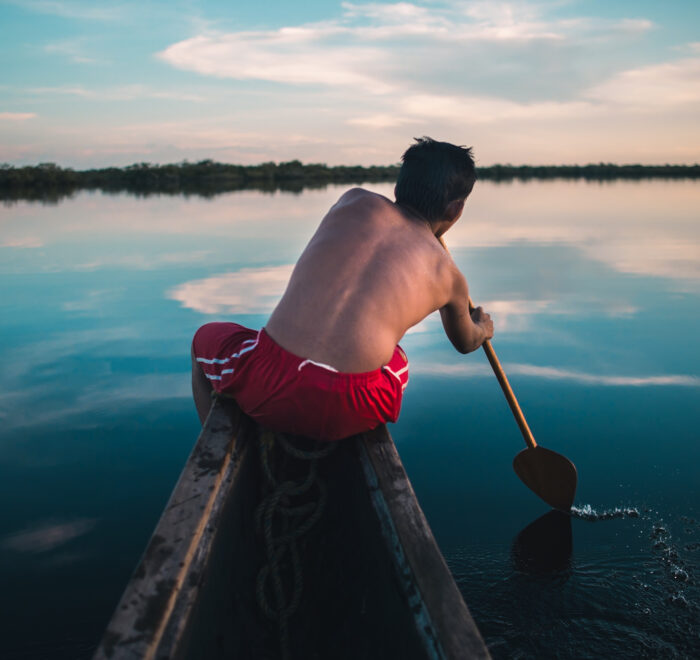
(1, 0), (699, 167)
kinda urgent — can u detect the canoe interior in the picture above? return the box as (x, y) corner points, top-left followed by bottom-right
(94, 399), (489, 660)
(177, 420), (432, 659)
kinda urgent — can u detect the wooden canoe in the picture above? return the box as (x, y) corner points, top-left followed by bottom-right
(93, 397), (490, 659)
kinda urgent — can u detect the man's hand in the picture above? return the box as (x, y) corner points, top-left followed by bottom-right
(440, 299), (494, 353)
(470, 305), (494, 343)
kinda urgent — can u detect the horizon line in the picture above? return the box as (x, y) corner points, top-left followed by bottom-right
(3, 160), (700, 171)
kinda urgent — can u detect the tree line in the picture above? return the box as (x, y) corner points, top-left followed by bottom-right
(2, 159), (698, 203)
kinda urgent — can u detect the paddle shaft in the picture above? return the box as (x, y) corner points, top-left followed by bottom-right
(467, 298), (537, 449)
(437, 236), (537, 449)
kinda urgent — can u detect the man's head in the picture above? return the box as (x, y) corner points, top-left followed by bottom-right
(395, 137), (476, 224)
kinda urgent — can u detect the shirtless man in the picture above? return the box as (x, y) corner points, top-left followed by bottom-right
(192, 137), (493, 440)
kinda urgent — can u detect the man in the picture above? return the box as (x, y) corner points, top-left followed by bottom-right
(192, 137), (494, 439)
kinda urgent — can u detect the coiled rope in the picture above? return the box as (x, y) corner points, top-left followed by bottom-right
(254, 429), (337, 660)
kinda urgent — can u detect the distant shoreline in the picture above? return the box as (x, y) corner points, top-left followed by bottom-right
(2, 160), (698, 203)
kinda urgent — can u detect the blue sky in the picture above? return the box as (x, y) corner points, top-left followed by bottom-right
(1, 0), (699, 166)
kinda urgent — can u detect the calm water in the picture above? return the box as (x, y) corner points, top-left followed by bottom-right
(1, 180), (699, 658)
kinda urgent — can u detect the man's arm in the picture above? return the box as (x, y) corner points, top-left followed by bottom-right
(439, 268), (493, 353)
(437, 236), (493, 353)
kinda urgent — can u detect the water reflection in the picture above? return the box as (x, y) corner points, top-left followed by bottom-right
(2, 518), (97, 554)
(448, 179), (700, 284)
(169, 264), (294, 314)
(411, 361), (700, 387)
(0, 180), (698, 659)
(511, 510), (573, 575)
(2, 181), (699, 287)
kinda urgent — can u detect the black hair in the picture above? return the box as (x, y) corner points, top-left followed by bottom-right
(395, 137), (476, 222)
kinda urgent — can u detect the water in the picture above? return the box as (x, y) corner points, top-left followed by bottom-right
(1, 180), (698, 658)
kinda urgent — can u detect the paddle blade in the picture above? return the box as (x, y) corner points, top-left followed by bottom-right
(513, 446), (578, 512)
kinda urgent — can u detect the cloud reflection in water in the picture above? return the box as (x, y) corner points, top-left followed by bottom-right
(2, 518), (97, 554)
(169, 264), (294, 314)
(412, 362), (700, 387)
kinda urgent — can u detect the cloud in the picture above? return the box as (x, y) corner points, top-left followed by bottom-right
(36, 117), (330, 161)
(377, 54), (700, 126)
(351, 53), (700, 133)
(0, 237), (43, 248)
(401, 93), (596, 123)
(343, 2), (650, 43)
(0, 113), (36, 121)
(2, 518), (97, 553)
(586, 57), (700, 110)
(44, 39), (102, 64)
(412, 361), (700, 387)
(27, 85), (204, 103)
(146, 2), (687, 166)
(158, 32), (395, 94)
(4, 1), (693, 167)
(342, 2), (435, 22)
(168, 265), (294, 314)
(451, 1), (565, 42)
(346, 113), (419, 129)
(157, 1), (652, 96)
(0, 144), (39, 161)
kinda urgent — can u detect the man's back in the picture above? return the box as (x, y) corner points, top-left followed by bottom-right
(266, 188), (454, 372)
(192, 138), (492, 439)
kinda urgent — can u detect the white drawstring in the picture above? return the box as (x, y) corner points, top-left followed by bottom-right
(298, 358), (339, 372)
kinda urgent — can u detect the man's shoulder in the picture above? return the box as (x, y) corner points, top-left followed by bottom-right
(335, 187), (393, 209)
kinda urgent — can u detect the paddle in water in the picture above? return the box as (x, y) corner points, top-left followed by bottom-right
(468, 296), (578, 511)
(438, 236), (577, 510)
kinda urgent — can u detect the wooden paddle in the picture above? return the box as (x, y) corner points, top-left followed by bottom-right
(439, 237), (577, 511)
(467, 297), (578, 511)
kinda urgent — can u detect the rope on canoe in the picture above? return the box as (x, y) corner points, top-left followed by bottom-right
(254, 428), (336, 660)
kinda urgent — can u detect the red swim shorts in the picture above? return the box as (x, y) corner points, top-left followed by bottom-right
(192, 322), (409, 441)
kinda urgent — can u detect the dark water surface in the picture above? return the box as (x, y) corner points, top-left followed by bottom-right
(1, 181), (698, 658)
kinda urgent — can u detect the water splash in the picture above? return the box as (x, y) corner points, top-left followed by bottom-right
(571, 504), (641, 521)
